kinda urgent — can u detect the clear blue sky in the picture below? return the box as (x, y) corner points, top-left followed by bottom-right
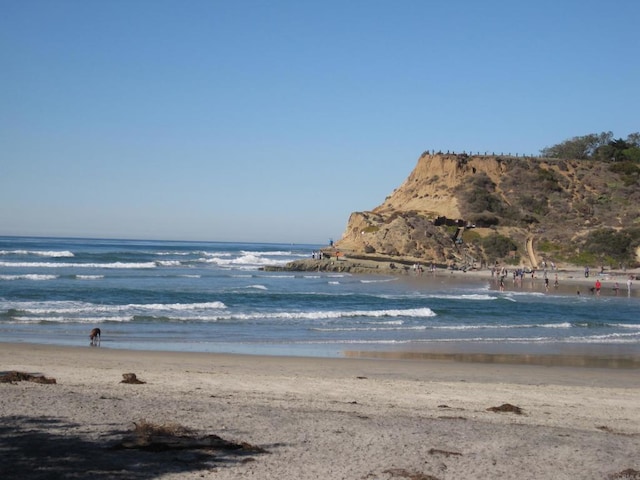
(2, 0), (638, 243)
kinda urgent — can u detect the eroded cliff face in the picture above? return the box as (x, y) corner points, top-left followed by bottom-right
(374, 154), (506, 218)
(334, 153), (640, 267)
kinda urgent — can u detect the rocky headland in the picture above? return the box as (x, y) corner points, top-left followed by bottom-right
(268, 152), (640, 275)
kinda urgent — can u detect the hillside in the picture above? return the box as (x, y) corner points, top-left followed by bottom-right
(332, 153), (640, 270)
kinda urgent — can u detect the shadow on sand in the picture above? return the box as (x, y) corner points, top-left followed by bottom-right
(0, 415), (263, 479)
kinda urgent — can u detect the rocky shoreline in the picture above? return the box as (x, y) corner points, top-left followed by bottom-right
(263, 249), (425, 275)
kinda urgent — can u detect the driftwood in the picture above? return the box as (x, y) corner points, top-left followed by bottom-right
(121, 373), (145, 384)
(428, 448), (462, 457)
(0, 371), (56, 384)
(486, 403), (523, 414)
(114, 420), (266, 454)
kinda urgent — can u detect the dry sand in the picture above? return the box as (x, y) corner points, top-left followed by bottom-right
(1, 343), (639, 480)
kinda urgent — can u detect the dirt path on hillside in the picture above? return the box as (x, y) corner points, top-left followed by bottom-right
(526, 236), (538, 269)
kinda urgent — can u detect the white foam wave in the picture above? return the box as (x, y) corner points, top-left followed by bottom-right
(231, 307), (436, 321)
(10, 316), (131, 324)
(425, 293), (497, 301)
(312, 326), (428, 332)
(501, 291), (547, 299)
(360, 278), (397, 284)
(612, 323), (640, 329)
(240, 250), (296, 257)
(200, 254), (287, 268)
(10, 300), (227, 315)
(200, 251), (233, 258)
(397, 332), (640, 345)
(156, 260), (182, 267)
(540, 322), (572, 329)
(131, 307), (436, 323)
(75, 275), (104, 280)
(566, 332), (640, 342)
(0, 261), (157, 269)
(433, 322), (572, 330)
(0, 274), (58, 281)
(0, 249), (74, 257)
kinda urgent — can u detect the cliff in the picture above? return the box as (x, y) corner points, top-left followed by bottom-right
(332, 153), (640, 269)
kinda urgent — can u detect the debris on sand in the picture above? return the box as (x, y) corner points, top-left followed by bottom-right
(0, 371), (56, 384)
(487, 403), (523, 414)
(608, 468), (640, 480)
(121, 373), (146, 384)
(114, 420), (267, 454)
(428, 448), (462, 457)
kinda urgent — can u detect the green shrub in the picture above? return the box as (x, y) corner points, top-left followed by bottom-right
(566, 252), (599, 266)
(581, 228), (640, 264)
(462, 230), (481, 243)
(481, 233), (518, 260)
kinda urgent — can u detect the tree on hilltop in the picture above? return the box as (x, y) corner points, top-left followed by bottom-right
(541, 131), (640, 162)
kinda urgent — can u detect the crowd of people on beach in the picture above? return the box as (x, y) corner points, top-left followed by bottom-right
(307, 249), (636, 297)
(489, 264), (635, 297)
(580, 275), (634, 296)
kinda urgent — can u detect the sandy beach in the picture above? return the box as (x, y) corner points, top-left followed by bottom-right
(1, 342), (639, 480)
(283, 253), (640, 297)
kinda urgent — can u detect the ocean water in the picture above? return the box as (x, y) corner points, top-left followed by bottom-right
(1, 236), (639, 358)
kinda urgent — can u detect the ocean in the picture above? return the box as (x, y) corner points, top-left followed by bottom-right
(1, 236), (639, 359)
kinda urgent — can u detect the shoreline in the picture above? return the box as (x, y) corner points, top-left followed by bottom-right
(272, 255), (639, 297)
(4, 332), (640, 367)
(2, 342), (640, 380)
(1, 343), (639, 479)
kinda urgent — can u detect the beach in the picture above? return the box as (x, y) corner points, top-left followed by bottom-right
(2, 343), (639, 480)
(2, 237), (639, 479)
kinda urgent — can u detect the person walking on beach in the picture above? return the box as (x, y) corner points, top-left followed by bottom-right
(628, 276), (633, 296)
(595, 279), (601, 296)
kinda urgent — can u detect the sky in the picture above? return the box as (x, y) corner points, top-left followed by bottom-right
(1, 0), (639, 244)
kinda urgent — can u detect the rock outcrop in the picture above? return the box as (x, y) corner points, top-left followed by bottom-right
(331, 153), (640, 269)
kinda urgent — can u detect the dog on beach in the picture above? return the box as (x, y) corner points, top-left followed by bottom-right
(89, 328), (101, 346)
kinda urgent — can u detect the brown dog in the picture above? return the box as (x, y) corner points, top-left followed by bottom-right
(89, 328), (101, 346)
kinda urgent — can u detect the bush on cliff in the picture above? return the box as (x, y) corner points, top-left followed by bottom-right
(481, 234), (518, 262)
